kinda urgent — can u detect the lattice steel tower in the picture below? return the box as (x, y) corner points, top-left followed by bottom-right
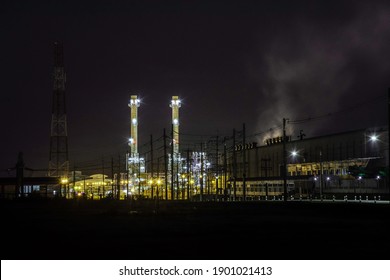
(48, 42), (69, 178)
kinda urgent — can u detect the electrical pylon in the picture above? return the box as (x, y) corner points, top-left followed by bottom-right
(48, 42), (69, 180)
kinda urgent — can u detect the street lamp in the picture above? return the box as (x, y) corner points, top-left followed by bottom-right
(365, 132), (379, 156)
(290, 150), (298, 158)
(189, 179), (194, 198)
(289, 149), (299, 177)
(148, 179), (153, 199)
(369, 134), (378, 142)
(289, 148), (305, 177)
(156, 179), (161, 198)
(376, 175), (381, 188)
(181, 174), (186, 199)
(61, 178), (68, 198)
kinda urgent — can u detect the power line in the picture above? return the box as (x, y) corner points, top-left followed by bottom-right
(289, 94), (385, 124)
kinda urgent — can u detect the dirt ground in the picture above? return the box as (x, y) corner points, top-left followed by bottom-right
(2, 199), (390, 260)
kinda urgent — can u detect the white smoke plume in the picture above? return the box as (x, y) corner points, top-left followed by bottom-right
(253, 3), (390, 144)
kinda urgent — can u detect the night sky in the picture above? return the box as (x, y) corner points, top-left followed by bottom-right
(1, 0), (389, 173)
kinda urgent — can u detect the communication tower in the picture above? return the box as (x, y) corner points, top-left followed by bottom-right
(48, 42), (69, 182)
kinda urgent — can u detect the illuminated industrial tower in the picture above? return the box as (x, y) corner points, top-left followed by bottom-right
(48, 42), (69, 180)
(127, 95), (145, 195)
(167, 96), (182, 199)
(170, 96), (181, 155)
(129, 95), (140, 156)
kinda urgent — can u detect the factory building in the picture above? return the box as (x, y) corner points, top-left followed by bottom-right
(228, 127), (389, 200)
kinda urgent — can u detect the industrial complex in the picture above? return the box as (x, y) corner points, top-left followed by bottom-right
(1, 42), (389, 202)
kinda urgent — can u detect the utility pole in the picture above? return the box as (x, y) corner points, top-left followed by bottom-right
(73, 164), (76, 198)
(111, 157), (114, 198)
(223, 137), (227, 200)
(150, 134), (154, 199)
(283, 118), (288, 202)
(138, 154), (141, 197)
(261, 158), (271, 197)
(102, 158), (105, 198)
(215, 135), (219, 195)
(177, 155), (180, 199)
(200, 142), (204, 201)
(242, 123), (246, 201)
(388, 87), (390, 200)
(125, 155), (129, 200)
(83, 176), (86, 197)
(320, 149), (323, 200)
(157, 157), (160, 201)
(233, 129), (237, 201)
(163, 128), (168, 200)
(186, 148), (190, 200)
(16, 152), (24, 198)
(117, 154), (121, 200)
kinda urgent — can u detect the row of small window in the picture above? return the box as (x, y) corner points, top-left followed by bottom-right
(235, 187), (283, 192)
(289, 170), (349, 176)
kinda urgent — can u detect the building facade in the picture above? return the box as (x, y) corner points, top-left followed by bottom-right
(227, 127), (389, 199)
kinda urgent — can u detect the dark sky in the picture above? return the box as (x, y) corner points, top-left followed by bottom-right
(1, 0), (389, 172)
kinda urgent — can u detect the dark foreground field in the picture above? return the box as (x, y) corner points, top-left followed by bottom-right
(2, 199), (390, 260)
